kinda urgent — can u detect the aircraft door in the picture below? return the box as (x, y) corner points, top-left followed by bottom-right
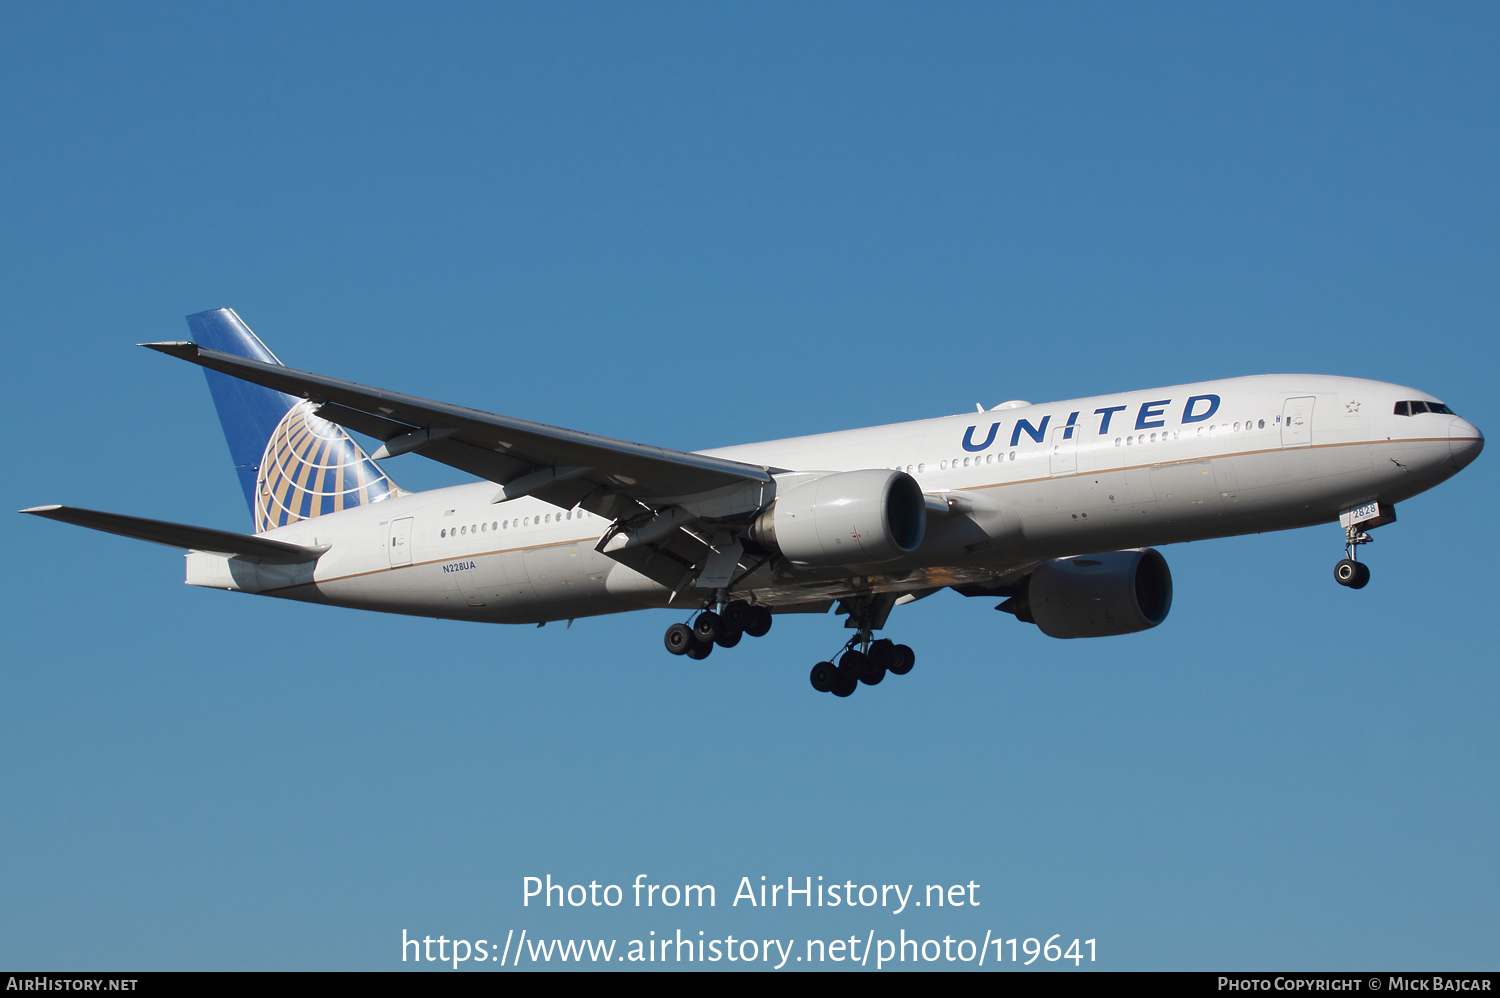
(1281, 397), (1315, 448)
(387, 517), (413, 567)
(1049, 424), (1079, 476)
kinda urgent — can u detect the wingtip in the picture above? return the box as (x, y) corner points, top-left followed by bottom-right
(19, 504), (62, 514)
(139, 340), (199, 358)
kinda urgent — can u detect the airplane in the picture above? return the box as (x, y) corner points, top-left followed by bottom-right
(22, 308), (1484, 698)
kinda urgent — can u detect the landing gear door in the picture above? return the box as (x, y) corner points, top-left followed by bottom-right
(388, 517), (413, 567)
(1281, 397), (1315, 448)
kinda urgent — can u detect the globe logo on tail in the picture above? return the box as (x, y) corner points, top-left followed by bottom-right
(255, 401), (398, 533)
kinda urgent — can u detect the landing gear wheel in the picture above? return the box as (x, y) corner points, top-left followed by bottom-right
(860, 663), (886, 686)
(868, 639), (896, 672)
(888, 644), (915, 675)
(692, 612), (721, 643)
(685, 638), (713, 660)
(722, 602), (755, 633)
(744, 606), (773, 638)
(837, 649), (869, 683)
(809, 661), (835, 693)
(664, 623), (694, 656)
(1334, 559), (1371, 589)
(830, 674), (857, 697)
(715, 628), (743, 649)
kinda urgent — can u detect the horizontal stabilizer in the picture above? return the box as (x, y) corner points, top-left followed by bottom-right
(19, 505), (328, 564)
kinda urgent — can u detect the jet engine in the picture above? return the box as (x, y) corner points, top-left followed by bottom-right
(1000, 548), (1173, 638)
(748, 469), (926, 568)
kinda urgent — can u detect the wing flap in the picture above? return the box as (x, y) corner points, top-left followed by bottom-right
(20, 505), (327, 564)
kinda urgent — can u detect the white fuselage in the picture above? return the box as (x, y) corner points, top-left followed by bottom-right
(184, 374), (1482, 625)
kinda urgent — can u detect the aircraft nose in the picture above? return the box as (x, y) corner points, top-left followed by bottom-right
(1450, 417), (1484, 469)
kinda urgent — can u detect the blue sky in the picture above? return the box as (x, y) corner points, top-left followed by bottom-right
(2, 2), (1496, 971)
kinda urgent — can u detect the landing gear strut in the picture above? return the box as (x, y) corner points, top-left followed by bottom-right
(1334, 523), (1373, 589)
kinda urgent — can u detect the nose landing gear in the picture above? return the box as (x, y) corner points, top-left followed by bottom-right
(1334, 524), (1373, 589)
(1333, 503), (1396, 590)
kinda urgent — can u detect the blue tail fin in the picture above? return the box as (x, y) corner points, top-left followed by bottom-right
(186, 308), (400, 533)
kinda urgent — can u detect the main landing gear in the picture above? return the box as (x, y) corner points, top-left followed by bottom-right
(808, 635), (915, 698)
(663, 601), (773, 661)
(1334, 523), (1373, 590)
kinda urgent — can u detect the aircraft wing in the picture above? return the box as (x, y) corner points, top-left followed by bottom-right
(20, 505), (328, 564)
(143, 341), (773, 513)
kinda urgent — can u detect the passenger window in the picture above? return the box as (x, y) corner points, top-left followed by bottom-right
(440, 529), (447, 538)
(940, 460), (947, 470)
(1009, 451), (1016, 461)
(1114, 438), (1121, 447)
(481, 523), (486, 532)
(963, 457), (970, 467)
(1258, 420), (1265, 429)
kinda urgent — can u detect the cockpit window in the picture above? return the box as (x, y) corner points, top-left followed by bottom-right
(1395, 400), (1455, 416)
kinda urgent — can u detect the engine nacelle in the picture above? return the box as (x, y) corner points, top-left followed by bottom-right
(749, 470), (926, 568)
(1009, 548), (1173, 638)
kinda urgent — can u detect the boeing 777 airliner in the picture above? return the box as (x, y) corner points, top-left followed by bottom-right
(22, 309), (1484, 697)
